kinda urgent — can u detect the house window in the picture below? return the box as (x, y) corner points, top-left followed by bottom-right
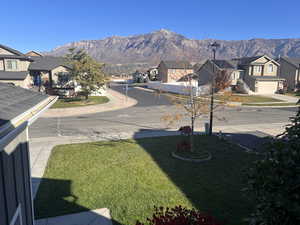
(254, 66), (262, 73)
(268, 64), (273, 73)
(6, 59), (18, 70)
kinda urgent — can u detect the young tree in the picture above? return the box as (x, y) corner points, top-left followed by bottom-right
(161, 69), (232, 152)
(245, 107), (300, 225)
(66, 48), (107, 99)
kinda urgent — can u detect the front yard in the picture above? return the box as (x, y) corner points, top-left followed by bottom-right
(51, 96), (109, 108)
(34, 135), (259, 225)
(285, 92), (300, 98)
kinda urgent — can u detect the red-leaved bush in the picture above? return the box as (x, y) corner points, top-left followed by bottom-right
(136, 206), (221, 225)
(178, 126), (192, 135)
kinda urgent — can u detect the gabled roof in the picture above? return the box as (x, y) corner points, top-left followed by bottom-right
(0, 71), (28, 80)
(0, 44), (33, 61)
(0, 44), (25, 56)
(177, 73), (199, 81)
(232, 55), (279, 66)
(28, 56), (71, 71)
(280, 57), (300, 68)
(212, 59), (238, 69)
(0, 83), (50, 127)
(161, 60), (193, 69)
(25, 50), (43, 57)
(232, 55), (264, 65)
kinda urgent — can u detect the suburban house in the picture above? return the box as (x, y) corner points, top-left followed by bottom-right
(28, 54), (71, 88)
(0, 44), (33, 88)
(232, 55), (284, 94)
(0, 83), (57, 225)
(157, 60), (193, 83)
(197, 55), (284, 94)
(277, 57), (300, 91)
(197, 59), (243, 87)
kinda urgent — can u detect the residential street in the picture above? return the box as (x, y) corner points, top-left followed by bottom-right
(29, 86), (298, 139)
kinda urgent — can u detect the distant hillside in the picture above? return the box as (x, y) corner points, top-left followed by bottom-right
(46, 29), (300, 74)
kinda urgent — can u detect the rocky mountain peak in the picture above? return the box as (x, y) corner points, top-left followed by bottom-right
(46, 30), (300, 74)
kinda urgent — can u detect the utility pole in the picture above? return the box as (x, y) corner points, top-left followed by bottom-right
(209, 41), (220, 136)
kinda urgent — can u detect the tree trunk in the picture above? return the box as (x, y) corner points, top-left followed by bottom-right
(190, 116), (195, 152)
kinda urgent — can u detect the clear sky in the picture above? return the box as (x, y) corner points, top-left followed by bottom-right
(1, 0), (299, 53)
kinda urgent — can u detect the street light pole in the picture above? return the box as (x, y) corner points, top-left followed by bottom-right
(209, 41), (220, 136)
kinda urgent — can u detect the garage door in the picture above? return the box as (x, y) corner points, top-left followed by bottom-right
(256, 81), (278, 94)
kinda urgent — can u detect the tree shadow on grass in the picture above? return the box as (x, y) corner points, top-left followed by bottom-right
(132, 129), (268, 225)
(33, 177), (122, 225)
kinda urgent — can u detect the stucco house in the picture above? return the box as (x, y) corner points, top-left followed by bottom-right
(157, 60), (193, 83)
(277, 57), (300, 91)
(0, 44), (33, 88)
(28, 54), (71, 88)
(232, 55), (284, 94)
(196, 59), (243, 87)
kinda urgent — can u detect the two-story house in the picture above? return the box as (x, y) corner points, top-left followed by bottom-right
(157, 60), (194, 83)
(232, 55), (284, 94)
(0, 44), (33, 88)
(277, 57), (300, 91)
(196, 59), (244, 87)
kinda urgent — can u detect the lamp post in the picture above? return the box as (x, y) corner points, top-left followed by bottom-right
(208, 41), (220, 136)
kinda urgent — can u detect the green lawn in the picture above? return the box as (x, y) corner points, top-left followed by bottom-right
(51, 96), (109, 108)
(215, 94), (282, 103)
(34, 136), (259, 225)
(285, 92), (300, 98)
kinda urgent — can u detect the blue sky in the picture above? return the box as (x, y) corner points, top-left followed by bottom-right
(0, 0), (299, 53)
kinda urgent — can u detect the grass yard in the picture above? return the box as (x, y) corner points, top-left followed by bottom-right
(51, 96), (109, 108)
(34, 136), (260, 225)
(215, 94), (282, 103)
(285, 92), (300, 98)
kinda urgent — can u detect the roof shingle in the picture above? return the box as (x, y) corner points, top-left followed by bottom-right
(29, 56), (71, 71)
(0, 83), (48, 127)
(161, 60), (193, 69)
(0, 71), (28, 80)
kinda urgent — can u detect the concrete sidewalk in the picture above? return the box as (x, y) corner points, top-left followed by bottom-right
(263, 94), (299, 103)
(41, 88), (137, 118)
(36, 208), (112, 225)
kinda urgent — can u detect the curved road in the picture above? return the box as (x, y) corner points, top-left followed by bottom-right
(29, 86), (298, 139)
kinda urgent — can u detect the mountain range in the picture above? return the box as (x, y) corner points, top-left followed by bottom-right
(46, 29), (300, 74)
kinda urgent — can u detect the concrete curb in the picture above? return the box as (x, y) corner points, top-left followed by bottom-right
(242, 104), (298, 108)
(40, 89), (138, 118)
(171, 151), (212, 162)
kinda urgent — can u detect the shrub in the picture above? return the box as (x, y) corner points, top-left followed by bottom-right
(245, 108), (300, 225)
(136, 206), (221, 225)
(178, 126), (192, 136)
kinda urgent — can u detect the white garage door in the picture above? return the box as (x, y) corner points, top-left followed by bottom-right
(256, 81), (278, 94)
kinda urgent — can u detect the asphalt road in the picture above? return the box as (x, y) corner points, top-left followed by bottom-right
(29, 87), (298, 139)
